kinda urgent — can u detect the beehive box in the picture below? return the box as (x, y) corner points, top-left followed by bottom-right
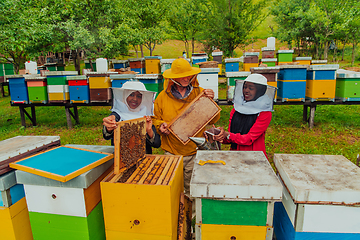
(160, 59), (176, 73)
(0, 136), (60, 175)
(225, 58), (241, 72)
(25, 75), (48, 104)
(336, 69), (360, 101)
(145, 56), (162, 74)
(225, 71), (251, 102)
(84, 60), (97, 71)
(67, 75), (89, 103)
(277, 50), (294, 63)
(260, 58), (277, 67)
(197, 68), (220, 101)
(44, 63), (65, 71)
(250, 67), (280, 82)
(191, 151), (282, 240)
(277, 65), (308, 102)
(305, 65), (339, 102)
(0, 63), (15, 76)
(7, 75), (29, 104)
(111, 59), (129, 69)
(294, 57), (312, 65)
(129, 58), (145, 74)
(273, 154), (360, 239)
(87, 72), (117, 102)
(243, 52), (260, 63)
(261, 48), (275, 59)
(168, 92), (221, 145)
(44, 71), (78, 103)
(110, 74), (135, 88)
(135, 74), (163, 97)
(13, 145), (114, 240)
(211, 51), (223, 64)
(244, 63), (259, 71)
(101, 154), (184, 240)
(311, 60), (327, 65)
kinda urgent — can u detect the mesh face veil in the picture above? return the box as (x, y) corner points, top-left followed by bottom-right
(233, 79), (276, 114)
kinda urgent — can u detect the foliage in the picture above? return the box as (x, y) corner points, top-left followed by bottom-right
(203, 0), (268, 58)
(167, 0), (210, 57)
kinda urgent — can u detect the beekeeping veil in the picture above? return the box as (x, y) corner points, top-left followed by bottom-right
(111, 81), (156, 121)
(233, 74), (276, 114)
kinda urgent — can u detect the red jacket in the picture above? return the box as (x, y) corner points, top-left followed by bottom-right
(223, 108), (272, 158)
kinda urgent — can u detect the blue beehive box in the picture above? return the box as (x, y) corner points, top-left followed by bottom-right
(306, 64), (339, 80)
(110, 74), (136, 88)
(278, 65), (308, 81)
(8, 75), (29, 104)
(191, 55), (208, 66)
(111, 60), (129, 69)
(224, 58), (241, 72)
(69, 85), (89, 103)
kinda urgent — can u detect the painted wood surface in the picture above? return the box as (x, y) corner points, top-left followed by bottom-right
(198, 224), (268, 240)
(101, 155), (183, 239)
(168, 92), (221, 145)
(0, 197), (33, 240)
(190, 151), (282, 200)
(0, 136), (60, 163)
(305, 80), (336, 100)
(201, 199), (268, 226)
(29, 201), (105, 240)
(273, 154), (360, 204)
(10, 146), (113, 182)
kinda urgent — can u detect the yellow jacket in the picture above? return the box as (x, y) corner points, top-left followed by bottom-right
(152, 77), (220, 156)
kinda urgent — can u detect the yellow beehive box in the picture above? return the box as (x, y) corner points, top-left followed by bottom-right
(101, 155), (183, 240)
(267, 81), (278, 99)
(243, 63), (258, 71)
(88, 77), (111, 89)
(0, 198), (33, 240)
(48, 92), (69, 101)
(145, 58), (161, 74)
(305, 79), (336, 101)
(217, 64), (222, 75)
(201, 224), (268, 240)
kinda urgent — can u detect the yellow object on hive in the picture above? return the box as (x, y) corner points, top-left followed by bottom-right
(200, 224), (268, 240)
(243, 63), (258, 71)
(88, 77), (111, 89)
(0, 198), (33, 240)
(145, 59), (161, 74)
(101, 155), (184, 240)
(48, 92), (69, 101)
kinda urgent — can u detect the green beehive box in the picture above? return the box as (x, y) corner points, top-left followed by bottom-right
(46, 76), (68, 85)
(85, 61), (97, 71)
(336, 70), (360, 101)
(277, 50), (294, 63)
(28, 86), (48, 103)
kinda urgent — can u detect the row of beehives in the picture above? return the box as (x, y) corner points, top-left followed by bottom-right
(6, 71), (164, 104)
(226, 64), (360, 103)
(2, 136), (360, 240)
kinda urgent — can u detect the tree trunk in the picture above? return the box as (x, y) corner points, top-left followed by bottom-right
(140, 45), (144, 58)
(192, 37), (195, 54)
(133, 45), (139, 58)
(342, 40), (346, 61)
(333, 40), (337, 62)
(184, 40), (190, 58)
(73, 50), (81, 75)
(323, 41), (328, 60)
(89, 59), (94, 71)
(351, 40), (356, 66)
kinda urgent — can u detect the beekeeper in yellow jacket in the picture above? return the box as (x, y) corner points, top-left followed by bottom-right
(153, 58), (220, 195)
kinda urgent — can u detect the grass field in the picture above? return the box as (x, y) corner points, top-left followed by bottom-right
(1, 80), (359, 166)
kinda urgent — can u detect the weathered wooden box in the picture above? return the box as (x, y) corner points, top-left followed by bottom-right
(13, 145), (114, 240)
(111, 59), (129, 69)
(250, 67), (280, 82)
(191, 151), (282, 240)
(273, 154), (360, 240)
(101, 154), (183, 240)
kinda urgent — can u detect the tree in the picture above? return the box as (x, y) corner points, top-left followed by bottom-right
(167, 0), (210, 57)
(123, 0), (171, 56)
(345, 0), (360, 65)
(204, 0), (268, 58)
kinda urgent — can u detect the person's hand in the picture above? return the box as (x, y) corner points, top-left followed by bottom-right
(145, 116), (154, 138)
(103, 115), (117, 132)
(213, 127), (229, 143)
(159, 122), (170, 135)
(203, 89), (215, 99)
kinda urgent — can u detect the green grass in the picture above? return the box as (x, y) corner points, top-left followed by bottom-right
(2, 81), (359, 166)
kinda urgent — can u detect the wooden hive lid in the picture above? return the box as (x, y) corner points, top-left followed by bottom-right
(274, 154), (360, 205)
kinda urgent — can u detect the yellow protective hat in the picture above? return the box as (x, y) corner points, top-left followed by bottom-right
(163, 58), (201, 79)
